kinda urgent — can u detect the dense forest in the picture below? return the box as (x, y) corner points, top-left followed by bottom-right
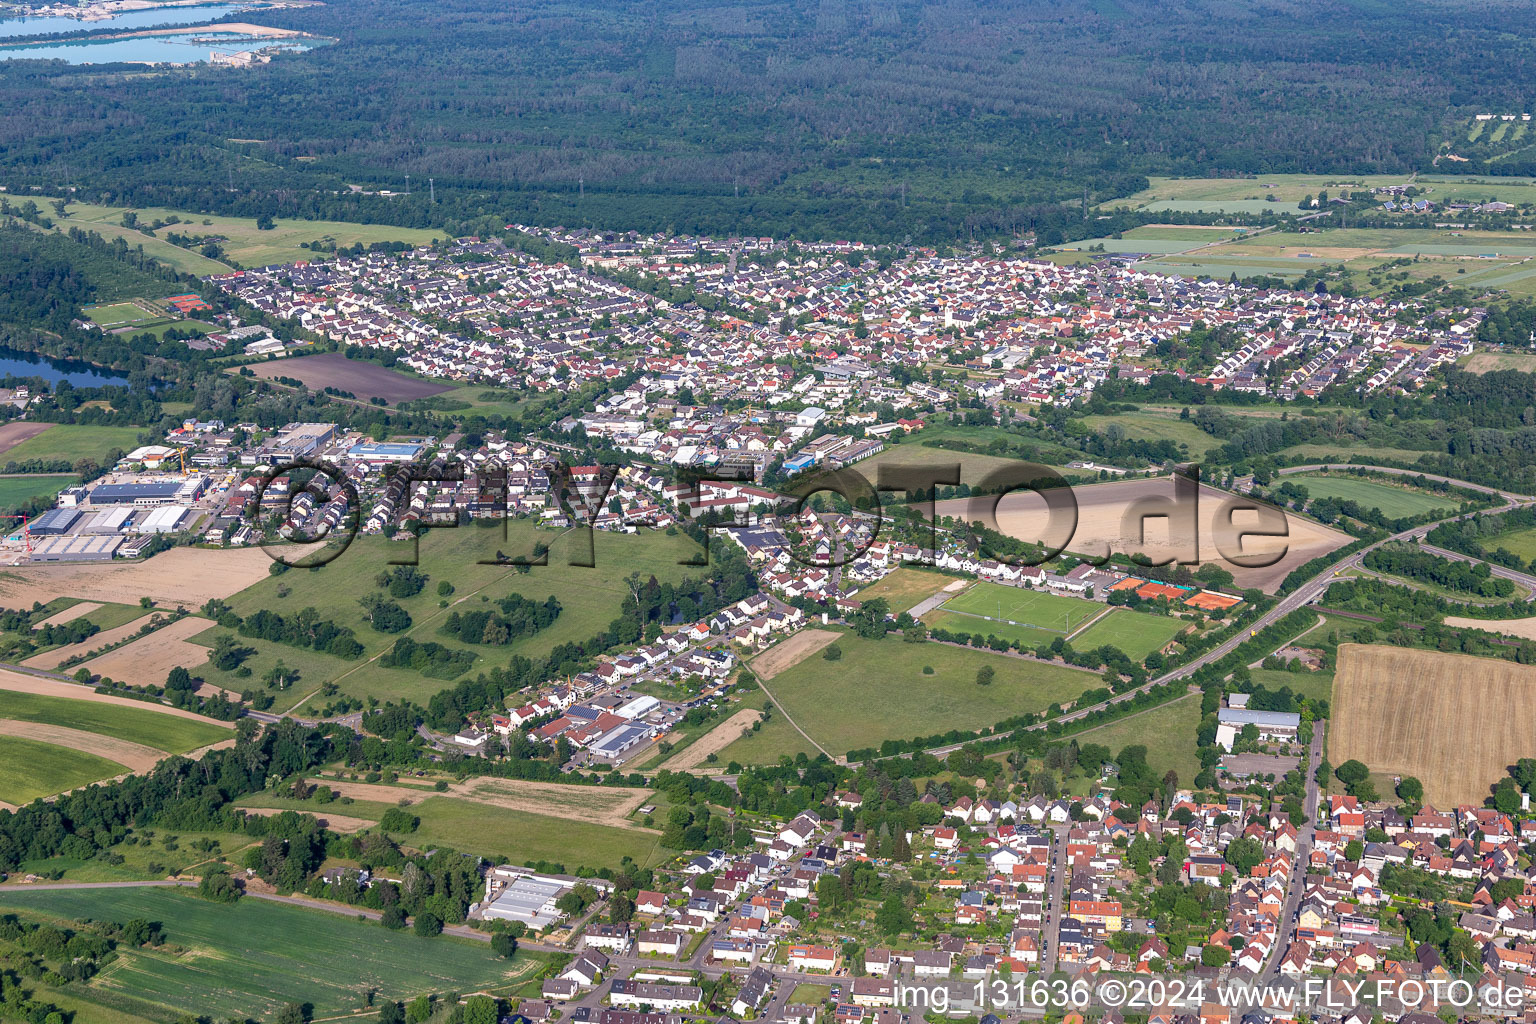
(2, 0), (1535, 241)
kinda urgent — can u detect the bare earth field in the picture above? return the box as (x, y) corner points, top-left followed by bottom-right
(0, 669), (236, 728)
(1330, 643), (1536, 806)
(321, 776), (654, 830)
(750, 628), (841, 680)
(22, 613), (158, 670)
(0, 547), (273, 607)
(76, 615), (215, 686)
(0, 719), (164, 774)
(931, 475), (1348, 592)
(32, 602), (101, 629)
(0, 422), (54, 457)
(1464, 352), (1536, 375)
(659, 708), (763, 772)
(1444, 615), (1536, 640)
(243, 352), (452, 404)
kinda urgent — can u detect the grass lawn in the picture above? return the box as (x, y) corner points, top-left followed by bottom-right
(853, 567), (957, 612)
(940, 581), (1099, 634)
(0, 425), (144, 466)
(16, 828), (255, 883)
(79, 601), (158, 633)
(0, 473), (75, 511)
(791, 985), (833, 1003)
(1248, 666), (1334, 704)
(19, 983), (162, 1024)
(717, 708), (821, 766)
(0, 736), (130, 804)
(1287, 473), (1459, 519)
(398, 796), (671, 872)
(1486, 525), (1536, 564)
(1059, 694), (1204, 787)
(922, 609), (1065, 649)
(49, 197), (445, 269)
(191, 521), (704, 709)
(1113, 174), (1414, 208)
(127, 318), (217, 340)
(0, 887), (545, 1019)
(0, 690), (229, 753)
(1277, 443), (1438, 466)
(236, 789), (671, 874)
(1071, 610), (1185, 661)
(82, 301), (159, 329)
(764, 633), (1095, 754)
(848, 437), (1025, 487)
(1080, 411), (1221, 457)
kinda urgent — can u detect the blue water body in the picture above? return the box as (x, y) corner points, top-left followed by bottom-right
(0, 3), (248, 37)
(0, 347), (128, 387)
(0, 28), (313, 61)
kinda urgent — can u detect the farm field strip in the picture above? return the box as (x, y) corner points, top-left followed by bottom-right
(21, 613), (160, 669)
(0, 687), (231, 751)
(0, 546), (274, 607)
(77, 615), (223, 688)
(0, 719), (165, 774)
(1330, 643), (1536, 806)
(0, 888), (542, 1019)
(0, 735), (132, 805)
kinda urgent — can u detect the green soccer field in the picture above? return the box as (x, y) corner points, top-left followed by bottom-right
(940, 581), (1098, 634)
(82, 301), (158, 329)
(1071, 609), (1186, 661)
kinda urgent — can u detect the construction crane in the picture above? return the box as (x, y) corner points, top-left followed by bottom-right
(0, 514), (33, 554)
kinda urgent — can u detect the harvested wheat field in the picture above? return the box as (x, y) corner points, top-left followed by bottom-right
(22, 613), (159, 670)
(0, 669), (235, 727)
(32, 602), (101, 629)
(1446, 615), (1536, 641)
(0, 719), (166, 774)
(751, 628), (841, 680)
(660, 708), (763, 772)
(931, 475), (1348, 592)
(321, 776), (654, 829)
(76, 616), (215, 686)
(0, 547), (272, 608)
(1330, 643), (1536, 806)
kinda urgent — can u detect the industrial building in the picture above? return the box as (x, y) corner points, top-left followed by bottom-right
(134, 505), (194, 534)
(29, 508), (82, 536)
(88, 477), (208, 507)
(346, 441), (425, 463)
(28, 535), (124, 562)
(1215, 707), (1301, 751)
(81, 507), (132, 534)
(480, 872), (572, 930)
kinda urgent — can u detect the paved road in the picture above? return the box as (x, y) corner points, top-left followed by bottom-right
(1040, 825), (1068, 974)
(1259, 720), (1326, 981)
(1419, 542), (1536, 596)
